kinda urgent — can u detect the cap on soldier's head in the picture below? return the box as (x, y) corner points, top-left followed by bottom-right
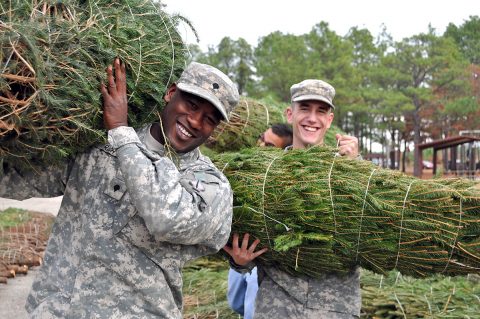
(176, 62), (239, 122)
(290, 79), (335, 109)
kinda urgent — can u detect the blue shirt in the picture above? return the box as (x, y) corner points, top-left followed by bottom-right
(227, 267), (258, 319)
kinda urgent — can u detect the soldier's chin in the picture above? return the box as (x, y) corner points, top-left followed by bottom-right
(301, 136), (321, 147)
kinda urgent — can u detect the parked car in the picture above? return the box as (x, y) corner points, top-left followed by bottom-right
(422, 160), (434, 169)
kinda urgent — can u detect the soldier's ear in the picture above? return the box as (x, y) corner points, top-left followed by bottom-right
(286, 106), (293, 124)
(326, 111), (334, 128)
(164, 83), (177, 102)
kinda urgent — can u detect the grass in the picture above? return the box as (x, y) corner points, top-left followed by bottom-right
(182, 257), (480, 319)
(182, 257), (239, 319)
(0, 208), (31, 228)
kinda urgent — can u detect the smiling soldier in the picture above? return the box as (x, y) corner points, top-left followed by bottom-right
(225, 79), (361, 319)
(0, 59), (239, 318)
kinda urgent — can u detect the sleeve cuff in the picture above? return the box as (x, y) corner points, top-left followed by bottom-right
(229, 258), (256, 274)
(107, 126), (140, 149)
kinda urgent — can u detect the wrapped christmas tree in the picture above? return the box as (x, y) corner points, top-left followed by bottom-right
(213, 146), (480, 278)
(204, 97), (284, 152)
(1, 0), (188, 168)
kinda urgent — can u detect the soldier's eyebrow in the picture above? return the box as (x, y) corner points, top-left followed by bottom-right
(181, 91), (203, 104)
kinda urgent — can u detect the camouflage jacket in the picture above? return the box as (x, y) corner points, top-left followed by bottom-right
(0, 124), (233, 318)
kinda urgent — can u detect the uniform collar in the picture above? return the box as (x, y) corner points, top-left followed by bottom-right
(138, 124), (201, 164)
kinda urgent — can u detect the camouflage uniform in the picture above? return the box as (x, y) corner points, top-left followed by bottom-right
(0, 124), (233, 318)
(253, 149), (362, 319)
(254, 267), (360, 318)
(252, 79), (361, 318)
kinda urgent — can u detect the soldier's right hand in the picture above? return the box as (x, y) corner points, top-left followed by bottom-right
(100, 58), (128, 130)
(223, 233), (268, 266)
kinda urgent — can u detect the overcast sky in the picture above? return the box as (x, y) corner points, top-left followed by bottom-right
(161, 0), (479, 51)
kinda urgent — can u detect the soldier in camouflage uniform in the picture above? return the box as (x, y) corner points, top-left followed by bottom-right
(0, 59), (239, 318)
(226, 79), (361, 318)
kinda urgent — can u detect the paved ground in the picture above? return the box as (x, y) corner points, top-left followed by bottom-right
(0, 268), (37, 318)
(0, 197), (62, 318)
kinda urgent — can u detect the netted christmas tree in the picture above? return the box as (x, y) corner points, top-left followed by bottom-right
(213, 146), (480, 278)
(1, 0), (189, 168)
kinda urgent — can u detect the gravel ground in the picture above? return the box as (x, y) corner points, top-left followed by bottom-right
(0, 268), (37, 319)
(0, 196), (62, 318)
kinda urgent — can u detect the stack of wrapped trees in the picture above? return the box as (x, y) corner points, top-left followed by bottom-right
(360, 270), (480, 318)
(213, 147), (480, 278)
(205, 97), (285, 153)
(0, 209), (55, 284)
(0, 0), (188, 169)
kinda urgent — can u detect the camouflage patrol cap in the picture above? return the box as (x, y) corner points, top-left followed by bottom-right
(290, 79), (336, 109)
(177, 62), (239, 122)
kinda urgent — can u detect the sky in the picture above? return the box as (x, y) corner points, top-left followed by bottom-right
(161, 0), (479, 51)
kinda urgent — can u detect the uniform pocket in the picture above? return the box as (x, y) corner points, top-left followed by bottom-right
(103, 177), (127, 200)
(104, 177), (136, 233)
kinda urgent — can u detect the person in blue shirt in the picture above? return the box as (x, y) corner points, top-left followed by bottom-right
(224, 123), (292, 319)
(227, 266), (259, 319)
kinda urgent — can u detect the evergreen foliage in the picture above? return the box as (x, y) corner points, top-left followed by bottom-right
(0, 0), (188, 168)
(180, 257), (480, 318)
(213, 147), (480, 278)
(204, 97), (284, 153)
(361, 270), (480, 318)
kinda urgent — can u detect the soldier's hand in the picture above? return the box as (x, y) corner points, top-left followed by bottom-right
(100, 58), (128, 130)
(223, 233), (268, 266)
(336, 134), (359, 159)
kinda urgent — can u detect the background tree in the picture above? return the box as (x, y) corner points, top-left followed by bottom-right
(194, 37), (254, 95)
(385, 28), (468, 176)
(190, 20), (478, 175)
(343, 27), (380, 150)
(444, 15), (480, 65)
(304, 22), (355, 131)
(254, 31), (309, 101)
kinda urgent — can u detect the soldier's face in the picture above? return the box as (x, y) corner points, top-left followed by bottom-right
(161, 85), (222, 153)
(257, 128), (287, 148)
(286, 100), (334, 149)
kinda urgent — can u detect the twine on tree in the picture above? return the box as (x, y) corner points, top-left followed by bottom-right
(355, 168), (378, 261)
(241, 99), (250, 133)
(232, 206), (290, 232)
(262, 155), (282, 247)
(1, 37), (17, 75)
(221, 161), (231, 173)
(295, 248), (300, 270)
(393, 291), (407, 319)
(394, 180), (416, 269)
(130, 41), (142, 102)
(157, 5), (175, 90)
(156, 112), (178, 165)
(327, 142), (341, 233)
(259, 101), (270, 127)
(442, 197), (463, 273)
